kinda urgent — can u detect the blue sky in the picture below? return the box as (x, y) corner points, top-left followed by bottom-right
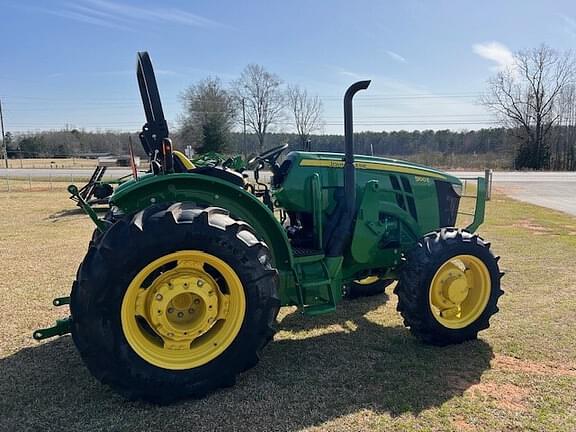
(1, 0), (575, 134)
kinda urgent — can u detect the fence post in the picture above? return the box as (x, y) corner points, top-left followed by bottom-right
(49, 173), (53, 191)
(484, 168), (492, 201)
(6, 175), (9, 192)
(28, 174), (32, 191)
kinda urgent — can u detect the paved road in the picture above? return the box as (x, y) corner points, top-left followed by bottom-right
(451, 171), (576, 216)
(2, 167), (575, 216)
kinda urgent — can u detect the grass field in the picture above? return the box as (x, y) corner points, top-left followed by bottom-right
(0, 190), (575, 431)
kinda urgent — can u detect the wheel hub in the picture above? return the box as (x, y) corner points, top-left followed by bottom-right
(148, 274), (219, 346)
(429, 255), (491, 329)
(121, 250), (246, 369)
(441, 270), (469, 304)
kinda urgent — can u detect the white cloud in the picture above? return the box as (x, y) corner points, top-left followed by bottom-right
(27, 0), (229, 32)
(385, 50), (407, 63)
(82, 0), (229, 29)
(473, 41), (515, 72)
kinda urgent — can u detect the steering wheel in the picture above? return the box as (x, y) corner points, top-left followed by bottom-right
(248, 143), (289, 170)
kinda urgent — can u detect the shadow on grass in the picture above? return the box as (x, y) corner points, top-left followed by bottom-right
(0, 295), (493, 432)
(46, 207), (86, 220)
(46, 204), (108, 222)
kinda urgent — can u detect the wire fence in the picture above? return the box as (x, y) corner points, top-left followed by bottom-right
(0, 174), (91, 193)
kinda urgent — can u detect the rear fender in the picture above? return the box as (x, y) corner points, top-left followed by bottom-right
(109, 173), (294, 273)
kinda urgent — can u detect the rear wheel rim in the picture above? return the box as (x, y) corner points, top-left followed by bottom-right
(429, 254), (491, 329)
(121, 251), (246, 370)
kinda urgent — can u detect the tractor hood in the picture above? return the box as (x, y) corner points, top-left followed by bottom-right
(285, 152), (461, 184)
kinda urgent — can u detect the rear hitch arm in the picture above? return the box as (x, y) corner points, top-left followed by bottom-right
(68, 184), (107, 232)
(33, 317), (71, 341)
(33, 297), (72, 341)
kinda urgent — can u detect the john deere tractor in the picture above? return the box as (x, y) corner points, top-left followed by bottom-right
(35, 52), (503, 402)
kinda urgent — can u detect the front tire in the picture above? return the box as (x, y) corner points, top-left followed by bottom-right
(71, 203), (279, 402)
(395, 228), (503, 346)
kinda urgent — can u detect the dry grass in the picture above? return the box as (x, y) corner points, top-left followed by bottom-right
(0, 178), (92, 193)
(0, 191), (575, 431)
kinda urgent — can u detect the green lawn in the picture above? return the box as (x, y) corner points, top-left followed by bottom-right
(0, 190), (574, 431)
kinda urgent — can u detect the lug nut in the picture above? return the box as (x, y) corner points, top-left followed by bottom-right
(188, 308), (194, 314)
(197, 279), (205, 287)
(177, 312), (184, 318)
(194, 299), (200, 305)
(167, 307), (174, 314)
(155, 294), (163, 301)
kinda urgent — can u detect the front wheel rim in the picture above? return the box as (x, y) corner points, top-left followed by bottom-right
(121, 251), (246, 370)
(429, 254), (491, 329)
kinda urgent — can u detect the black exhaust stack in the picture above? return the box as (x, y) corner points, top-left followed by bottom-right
(325, 80), (371, 257)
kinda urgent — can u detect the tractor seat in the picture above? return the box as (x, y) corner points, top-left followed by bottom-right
(189, 166), (245, 187)
(173, 150), (244, 187)
(173, 150), (196, 170)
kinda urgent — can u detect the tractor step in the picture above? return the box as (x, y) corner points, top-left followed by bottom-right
(293, 247), (323, 258)
(303, 303), (336, 316)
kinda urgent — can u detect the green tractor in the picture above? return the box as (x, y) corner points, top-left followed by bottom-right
(35, 52), (503, 402)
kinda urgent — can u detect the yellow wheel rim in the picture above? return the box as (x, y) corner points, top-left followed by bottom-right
(121, 251), (246, 370)
(429, 254), (491, 329)
(355, 276), (380, 285)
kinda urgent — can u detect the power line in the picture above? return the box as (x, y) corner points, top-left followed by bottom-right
(0, 91), (483, 103)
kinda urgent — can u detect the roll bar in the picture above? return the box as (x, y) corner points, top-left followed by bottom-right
(136, 52), (169, 159)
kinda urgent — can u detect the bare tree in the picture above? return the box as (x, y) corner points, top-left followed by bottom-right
(551, 83), (576, 170)
(179, 77), (236, 153)
(482, 45), (575, 169)
(233, 64), (285, 152)
(287, 85), (323, 149)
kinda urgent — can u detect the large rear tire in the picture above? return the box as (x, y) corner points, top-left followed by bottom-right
(395, 228), (503, 346)
(71, 203), (279, 402)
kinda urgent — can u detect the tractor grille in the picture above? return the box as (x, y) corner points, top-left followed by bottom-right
(436, 181), (460, 227)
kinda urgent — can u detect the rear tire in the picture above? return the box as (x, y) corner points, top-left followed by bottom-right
(71, 203), (280, 402)
(395, 228), (503, 346)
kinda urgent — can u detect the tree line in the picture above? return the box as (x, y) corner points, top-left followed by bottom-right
(3, 127), (518, 167)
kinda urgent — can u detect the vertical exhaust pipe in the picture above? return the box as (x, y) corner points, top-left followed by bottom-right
(343, 80), (371, 220)
(325, 80), (371, 257)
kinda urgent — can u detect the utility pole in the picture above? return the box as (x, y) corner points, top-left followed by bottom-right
(0, 99), (8, 168)
(241, 98), (247, 157)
